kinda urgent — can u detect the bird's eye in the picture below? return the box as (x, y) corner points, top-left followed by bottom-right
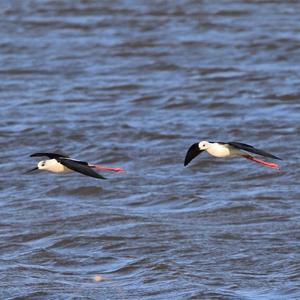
(41, 162), (45, 167)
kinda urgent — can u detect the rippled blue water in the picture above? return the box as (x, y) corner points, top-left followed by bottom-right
(1, 1), (300, 299)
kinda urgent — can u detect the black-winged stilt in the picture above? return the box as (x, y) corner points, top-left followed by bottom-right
(184, 141), (281, 169)
(26, 152), (125, 180)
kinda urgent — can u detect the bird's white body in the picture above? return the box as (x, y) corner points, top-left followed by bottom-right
(207, 143), (242, 158)
(200, 141), (242, 158)
(38, 159), (71, 173)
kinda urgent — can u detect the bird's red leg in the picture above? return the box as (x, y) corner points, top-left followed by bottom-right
(242, 155), (279, 169)
(91, 165), (125, 173)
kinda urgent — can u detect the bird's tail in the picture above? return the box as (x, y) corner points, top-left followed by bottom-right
(242, 155), (279, 169)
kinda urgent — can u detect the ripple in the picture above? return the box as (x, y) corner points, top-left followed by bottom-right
(1, 0), (300, 298)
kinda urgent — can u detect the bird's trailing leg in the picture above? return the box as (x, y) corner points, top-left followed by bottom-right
(91, 165), (125, 173)
(242, 155), (279, 169)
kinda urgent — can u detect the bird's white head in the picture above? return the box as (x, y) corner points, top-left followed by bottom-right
(25, 159), (58, 174)
(198, 141), (211, 150)
(37, 160), (48, 170)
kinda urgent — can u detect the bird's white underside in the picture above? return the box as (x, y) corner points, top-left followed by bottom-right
(40, 159), (71, 173)
(206, 143), (243, 158)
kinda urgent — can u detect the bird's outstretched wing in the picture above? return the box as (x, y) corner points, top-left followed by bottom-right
(59, 158), (106, 180)
(30, 152), (68, 159)
(228, 142), (282, 160)
(184, 143), (204, 166)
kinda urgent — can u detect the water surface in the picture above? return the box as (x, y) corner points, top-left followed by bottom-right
(1, 1), (300, 299)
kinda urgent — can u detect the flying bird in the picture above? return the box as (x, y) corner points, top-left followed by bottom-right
(26, 152), (125, 180)
(184, 141), (281, 169)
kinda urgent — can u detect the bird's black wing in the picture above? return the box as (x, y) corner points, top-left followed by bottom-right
(59, 158), (106, 180)
(228, 142), (282, 160)
(64, 158), (89, 166)
(184, 143), (205, 166)
(30, 152), (68, 159)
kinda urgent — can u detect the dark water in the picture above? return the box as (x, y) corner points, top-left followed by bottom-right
(1, 1), (300, 299)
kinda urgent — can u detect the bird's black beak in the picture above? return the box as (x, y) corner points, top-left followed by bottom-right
(24, 167), (38, 174)
(184, 143), (204, 166)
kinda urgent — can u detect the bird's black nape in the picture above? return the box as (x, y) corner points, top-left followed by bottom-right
(184, 143), (204, 166)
